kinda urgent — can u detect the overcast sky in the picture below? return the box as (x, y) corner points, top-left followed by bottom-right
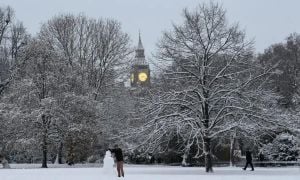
(1, 0), (300, 58)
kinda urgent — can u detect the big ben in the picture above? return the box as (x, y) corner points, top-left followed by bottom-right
(130, 33), (150, 87)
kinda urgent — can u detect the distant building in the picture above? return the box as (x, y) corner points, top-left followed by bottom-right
(130, 33), (150, 87)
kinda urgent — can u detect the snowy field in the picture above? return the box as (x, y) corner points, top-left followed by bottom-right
(1, 165), (300, 180)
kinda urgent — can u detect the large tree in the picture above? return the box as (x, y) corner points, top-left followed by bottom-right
(258, 33), (300, 107)
(38, 14), (132, 99)
(128, 2), (281, 172)
(0, 6), (29, 168)
(36, 14), (133, 164)
(0, 6), (13, 94)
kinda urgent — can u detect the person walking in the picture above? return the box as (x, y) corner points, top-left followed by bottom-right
(109, 144), (124, 177)
(243, 150), (254, 171)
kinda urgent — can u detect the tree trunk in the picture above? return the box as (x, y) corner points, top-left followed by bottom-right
(202, 94), (213, 172)
(42, 143), (47, 168)
(181, 146), (190, 166)
(54, 153), (59, 164)
(58, 141), (63, 164)
(41, 115), (48, 168)
(204, 137), (213, 172)
(230, 130), (237, 167)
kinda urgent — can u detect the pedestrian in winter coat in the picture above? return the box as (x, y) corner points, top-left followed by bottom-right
(243, 150), (254, 171)
(109, 144), (124, 177)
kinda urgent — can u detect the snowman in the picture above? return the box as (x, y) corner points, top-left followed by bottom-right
(103, 150), (115, 179)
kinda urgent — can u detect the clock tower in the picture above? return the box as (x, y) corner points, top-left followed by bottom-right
(130, 33), (150, 87)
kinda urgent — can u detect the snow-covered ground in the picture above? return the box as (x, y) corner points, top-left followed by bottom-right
(0, 165), (300, 180)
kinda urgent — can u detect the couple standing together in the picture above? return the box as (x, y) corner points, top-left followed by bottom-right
(104, 145), (125, 178)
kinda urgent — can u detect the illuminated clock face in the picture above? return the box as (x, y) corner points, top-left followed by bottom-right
(138, 72), (148, 82)
(130, 73), (134, 83)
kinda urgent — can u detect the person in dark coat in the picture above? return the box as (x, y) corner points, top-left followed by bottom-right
(243, 150), (254, 171)
(109, 145), (124, 177)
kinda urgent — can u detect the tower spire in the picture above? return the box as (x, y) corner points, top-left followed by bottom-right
(135, 31), (145, 64)
(137, 30), (144, 50)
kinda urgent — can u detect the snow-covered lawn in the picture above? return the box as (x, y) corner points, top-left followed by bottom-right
(1, 165), (300, 180)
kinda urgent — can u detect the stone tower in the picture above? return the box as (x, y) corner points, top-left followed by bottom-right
(130, 32), (150, 87)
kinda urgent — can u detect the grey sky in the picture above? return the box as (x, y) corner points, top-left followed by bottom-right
(1, 0), (300, 58)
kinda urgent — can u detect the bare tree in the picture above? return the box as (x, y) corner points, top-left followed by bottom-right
(128, 2), (282, 172)
(0, 6), (13, 95)
(10, 22), (28, 65)
(39, 14), (132, 99)
(0, 6), (12, 45)
(90, 19), (132, 100)
(0, 6), (28, 96)
(0, 7), (29, 168)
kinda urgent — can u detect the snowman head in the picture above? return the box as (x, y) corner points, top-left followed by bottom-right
(105, 150), (112, 157)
